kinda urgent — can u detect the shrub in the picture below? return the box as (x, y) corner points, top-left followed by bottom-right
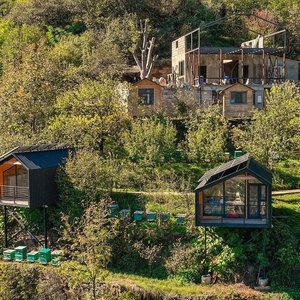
(123, 117), (177, 166)
(0, 263), (39, 300)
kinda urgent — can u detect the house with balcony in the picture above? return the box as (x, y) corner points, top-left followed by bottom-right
(171, 14), (300, 119)
(0, 144), (71, 208)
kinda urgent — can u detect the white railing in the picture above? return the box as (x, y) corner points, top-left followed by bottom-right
(0, 185), (29, 204)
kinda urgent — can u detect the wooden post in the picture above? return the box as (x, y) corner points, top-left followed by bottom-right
(282, 51), (286, 81)
(245, 174), (248, 221)
(240, 49), (244, 84)
(219, 49), (223, 84)
(262, 49), (265, 85)
(4, 205), (8, 248)
(198, 29), (201, 78)
(275, 55), (278, 82)
(43, 205), (48, 248)
(204, 227), (207, 273)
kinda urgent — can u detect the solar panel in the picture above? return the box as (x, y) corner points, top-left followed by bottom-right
(197, 153), (250, 186)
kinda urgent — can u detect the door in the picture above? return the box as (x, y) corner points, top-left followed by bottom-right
(248, 184), (267, 219)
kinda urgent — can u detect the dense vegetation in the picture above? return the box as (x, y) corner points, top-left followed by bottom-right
(0, 0), (300, 299)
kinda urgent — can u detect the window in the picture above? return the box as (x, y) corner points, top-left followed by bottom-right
(224, 177), (246, 218)
(185, 34), (191, 51)
(3, 165), (28, 187)
(138, 88), (154, 105)
(199, 66), (207, 80)
(203, 183), (223, 216)
(212, 90), (219, 104)
(175, 40), (178, 48)
(230, 92), (247, 104)
(179, 61), (184, 77)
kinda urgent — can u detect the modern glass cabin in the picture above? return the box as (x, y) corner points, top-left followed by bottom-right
(195, 154), (272, 228)
(0, 145), (70, 208)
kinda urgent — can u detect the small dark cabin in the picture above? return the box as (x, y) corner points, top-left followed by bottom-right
(195, 154), (272, 228)
(0, 144), (71, 208)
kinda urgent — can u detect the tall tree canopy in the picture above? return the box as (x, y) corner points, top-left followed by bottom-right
(232, 82), (300, 168)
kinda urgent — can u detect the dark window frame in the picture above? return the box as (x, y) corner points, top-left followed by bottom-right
(138, 88), (155, 105)
(179, 61), (184, 77)
(230, 91), (247, 104)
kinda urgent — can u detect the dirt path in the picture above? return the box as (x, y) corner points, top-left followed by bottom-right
(272, 189), (300, 195)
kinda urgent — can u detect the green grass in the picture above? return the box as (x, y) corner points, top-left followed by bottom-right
(273, 193), (300, 236)
(103, 270), (299, 300)
(273, 159), (300, 190)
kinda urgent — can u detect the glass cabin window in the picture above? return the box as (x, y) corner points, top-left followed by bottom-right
(224, 176), (246, 218)
(3, 165), (28, 187)
(203, 182), (223, 216)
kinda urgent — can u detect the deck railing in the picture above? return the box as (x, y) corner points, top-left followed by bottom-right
(0, 185), (29, 204)
(200, 203), (267, 225)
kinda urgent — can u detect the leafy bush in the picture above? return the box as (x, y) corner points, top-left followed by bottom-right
(123, 117), (177, 166)
(0, 263), (39, 300)
(185, 106), (228, 166)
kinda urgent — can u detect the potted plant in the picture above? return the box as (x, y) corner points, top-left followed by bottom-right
(201, 274), (212, 284)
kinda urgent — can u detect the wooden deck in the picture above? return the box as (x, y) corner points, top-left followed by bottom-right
(0, 198), (29, 207)
(200, 218), (267, 225)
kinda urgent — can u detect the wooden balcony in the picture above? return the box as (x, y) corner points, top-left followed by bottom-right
(0, 185), (29, 206)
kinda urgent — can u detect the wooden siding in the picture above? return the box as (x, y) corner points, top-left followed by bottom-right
(221, 83), (254, 119)
(132, 79), (163, 116)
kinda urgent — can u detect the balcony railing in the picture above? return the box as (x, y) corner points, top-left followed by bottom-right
(200, 203), (267, 225)
(0, 185), (29, 205)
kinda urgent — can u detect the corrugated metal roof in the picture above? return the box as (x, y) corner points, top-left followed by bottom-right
(196, 153), (271, 190)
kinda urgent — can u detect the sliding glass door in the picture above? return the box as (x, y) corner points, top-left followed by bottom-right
(248, 184), (267, 219)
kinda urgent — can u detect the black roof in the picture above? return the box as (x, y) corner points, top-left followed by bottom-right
(0, 144), (71, 170)
(196, 153), (272, 191)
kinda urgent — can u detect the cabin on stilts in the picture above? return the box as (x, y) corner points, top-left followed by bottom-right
(195, 154), (272, 228)
(0, 144), (71, 208)
(0, 144), (71, 248)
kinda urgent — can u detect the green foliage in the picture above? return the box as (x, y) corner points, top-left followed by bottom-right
(123, 118), (177, 166)
(0, 263), (40, 300)
(232, 82), (300, 168)
(165, 241), (200, 283)
(47, 80), (131, 153)
(0, 37), (65, 152)
(60, 200), (118, 299)
(185, 106), (228, 166)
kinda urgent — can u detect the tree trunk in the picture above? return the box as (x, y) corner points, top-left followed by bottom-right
(131, 20), (158, 80)
(92, 274), (97, 300)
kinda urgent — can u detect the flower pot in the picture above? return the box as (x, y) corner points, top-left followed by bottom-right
(258, 277), (269, 287)
(201, 274), (211, 284)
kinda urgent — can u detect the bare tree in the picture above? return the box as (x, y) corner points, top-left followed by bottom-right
(131, 19), (158, 80)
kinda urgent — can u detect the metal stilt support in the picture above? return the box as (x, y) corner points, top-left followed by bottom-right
(204, 226), (207, 274)
(4, 205), (8, 248)
(43, 205), (48, 248)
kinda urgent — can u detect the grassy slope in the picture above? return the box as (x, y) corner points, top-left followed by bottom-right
(104, 271), (298, 299)
(272, 159), (300, 191)
(107, 194), (300, 299)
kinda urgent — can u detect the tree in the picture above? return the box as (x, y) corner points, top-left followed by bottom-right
(46, 79), (131, 154)
(134, 241), (162, 275)
(185, 106), (228, 166)
(130, 19), (158, 79)
(122, 117), (177, 166)
(9, 0), (73, 27)
(232, 82), (300, 168)
(60, 201), (117, 300)
(0, 38), (66, 152)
